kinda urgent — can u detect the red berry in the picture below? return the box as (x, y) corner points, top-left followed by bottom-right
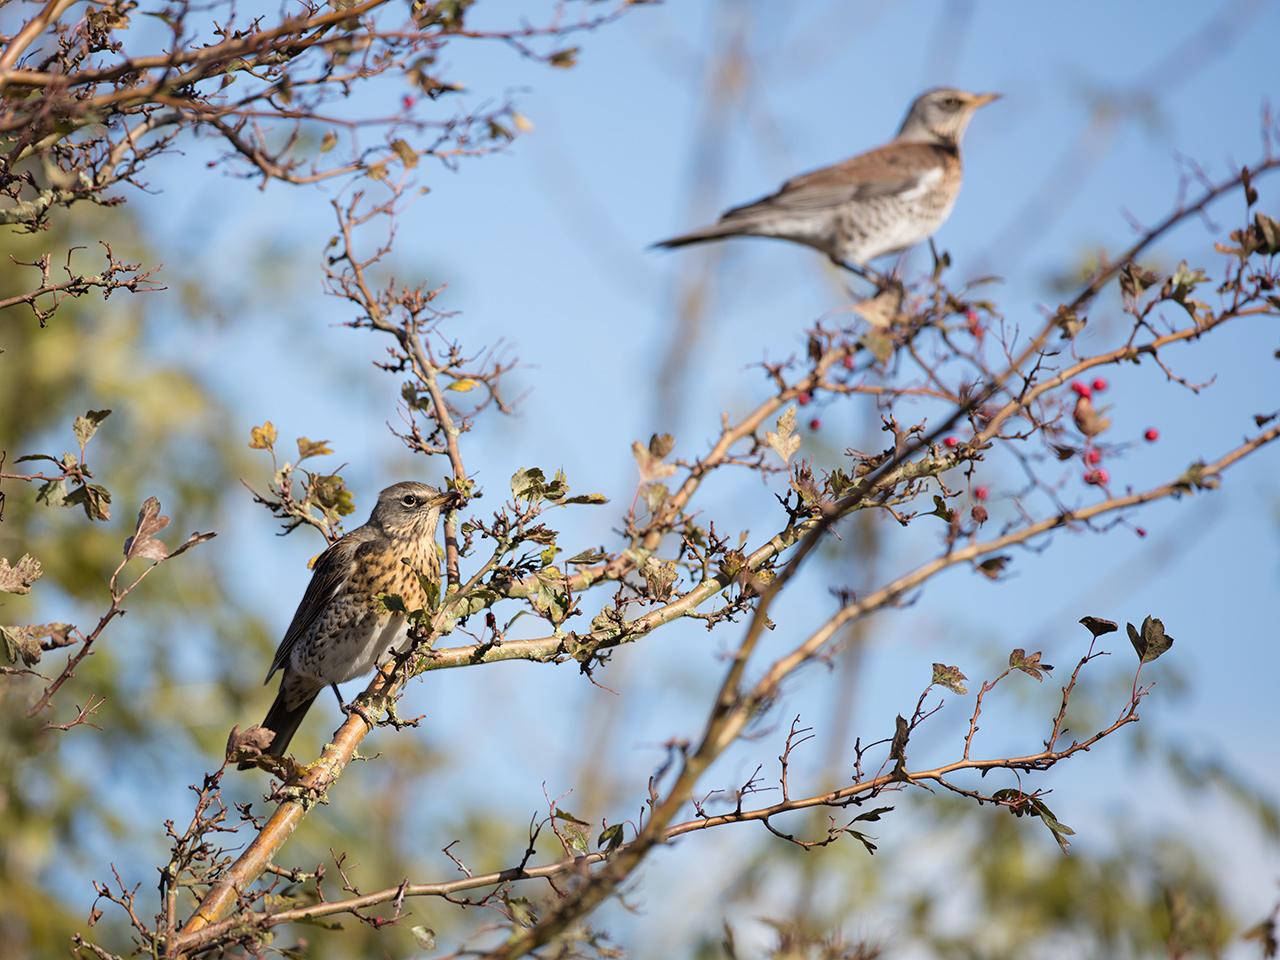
(1085, 449), (1102, 465)
(808, 418), (821, 431)
(1091, 377), (1108, 392)
(1135, 527), (1147, 538)
(1070, 381), (1092, 398)
(842, 354), (855, 370)
(1144, 427), (1159, 442)
(974, 485), (989, 501)
(402, 94), (416, 110)
(797, 391), (812, 406)
(965, 308), (978, 322)
(943, 436), (959, 449)
(1083, 468), (1111, 486)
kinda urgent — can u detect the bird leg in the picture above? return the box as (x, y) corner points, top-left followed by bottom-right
(830, 256), (892, 291)
(331, 683), (377, 730)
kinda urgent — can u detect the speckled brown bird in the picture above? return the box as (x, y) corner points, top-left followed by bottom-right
(654, 88), (999, 269)
(240, 481), (453, 768)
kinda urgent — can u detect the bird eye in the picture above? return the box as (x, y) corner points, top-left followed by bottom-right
(942, 97), (962, 110)
(400, 494), (418, 507)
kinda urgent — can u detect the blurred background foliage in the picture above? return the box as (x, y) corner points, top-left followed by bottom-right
(2, 1), (1279, 958)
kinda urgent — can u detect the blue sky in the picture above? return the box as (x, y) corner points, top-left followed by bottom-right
(43, 0), (1280, 953)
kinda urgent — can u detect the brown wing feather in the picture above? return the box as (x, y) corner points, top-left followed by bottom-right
(263, 531), (367, 682)
(722, 142), (952, 219)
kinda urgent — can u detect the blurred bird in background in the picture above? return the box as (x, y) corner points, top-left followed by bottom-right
(655, 88), (1000, 278)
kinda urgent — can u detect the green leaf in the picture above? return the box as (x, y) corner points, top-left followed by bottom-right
(390, 138), (418, 169)
(35, 478), (67, 507)
(410, 927), (436, 950)
(562, 493), (608, 506)
(927, 495), (954, 523)
(72, 409), (111, 448)
(511, 466), (546, 501)
(548, 46), (579, 68)
(565, 549), (606, 566)
(598, 823), (625, 851)
(930, 662), (968, 694)
(65, 483), (111, 521)
(311, 474), (354, 516)
(1127, 615), (1174, 663)
(377, 592), (408, 614)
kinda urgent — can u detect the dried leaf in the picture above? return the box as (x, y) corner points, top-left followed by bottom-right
(764, 407), (801, 464)
(248, 421), (277, 450)
(641, 558), (677, 601)
(123, 497), (171, 561)
(1, 625), (42, 666)
(73, 409), (111, 448)
(975, 554), (1010, 580)
(390, 138), (418, 169)
(0, 554), (42, 594)
(1009, 648), (1053, 681)
(296, 437), (333, 459)
(931, 662), (968, 694)
(632, 440), (676, 483)
(1079, 615), (1118, 638)
(1127, 615), (1174, 663)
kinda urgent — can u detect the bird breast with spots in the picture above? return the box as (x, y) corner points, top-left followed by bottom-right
(292, 535), (437, 687)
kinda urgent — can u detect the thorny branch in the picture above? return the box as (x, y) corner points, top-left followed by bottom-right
(131, 151), (1280, 959)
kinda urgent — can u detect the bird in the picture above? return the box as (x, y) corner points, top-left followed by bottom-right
(239, 481), (455, 769)
(653, 88), (1000, 274)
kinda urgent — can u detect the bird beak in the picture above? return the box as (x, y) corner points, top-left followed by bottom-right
(430, 489), (464, 510)
(970, 92), (1001, 108)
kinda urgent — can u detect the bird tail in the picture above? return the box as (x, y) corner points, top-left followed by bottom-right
(237, 685), (319, 771)
(651, 220), (747, 250)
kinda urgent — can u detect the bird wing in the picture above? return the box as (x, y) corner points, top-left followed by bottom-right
(264, 531), (365, 682)
(721, 143), (949, 220)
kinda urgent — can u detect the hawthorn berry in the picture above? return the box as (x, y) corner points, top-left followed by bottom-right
(974, 485), (989, 501)
(1085, 449), (1102, 465)
(797, 391), (812, 406)
(1070, 381), (1092, 398)
(1084, 468), (1111, 486)
(943, 436), (959, 449)
(1091, 377), (1108, 392)
(808, 418), (821, 431)
(1144, 427), (1159, 442)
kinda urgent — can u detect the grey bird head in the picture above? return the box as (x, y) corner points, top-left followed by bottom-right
(896, 88), (1000, 147)
(369, 481), (456, 539)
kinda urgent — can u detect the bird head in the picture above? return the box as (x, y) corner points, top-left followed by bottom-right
(896, 88), (1000, 147)
(369, 481), (457, 538)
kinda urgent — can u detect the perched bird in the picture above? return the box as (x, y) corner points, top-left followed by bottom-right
(654, 88), (1000, 271)
(239, 481), (454, 769)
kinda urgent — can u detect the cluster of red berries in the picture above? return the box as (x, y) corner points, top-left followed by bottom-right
(1070, 376), (1109, 399)
(1069, 377), (1161, 488)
